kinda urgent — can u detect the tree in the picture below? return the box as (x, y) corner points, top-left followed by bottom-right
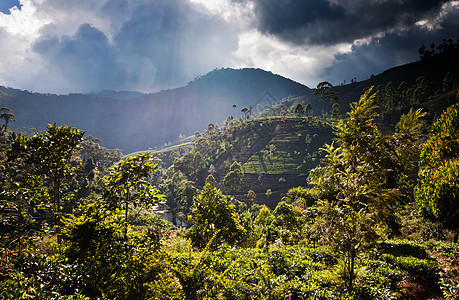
(314, 81), (340, 118)
(294, 103), (304, 117)
(254, 205), (276, 247)
(283, 186), (318, 208)
(187, 183), (245, 249)
(6, 124), (84, 232)
(205, 174), (217, 186)
(273, 201), (301, 244)
(278, 177), (286, 189)
(241, 107), (249, 120)
(410, 76), (433, 104)
(305, 102), (312, 116)
(60, 201), (169, 299)
(416, 103), (459, 242)
(265, 189), (272, 200)
(442, 72), (456, 93)
(223, 161), (244, 196)
(103, 152), (164, 241)
(246, 190), (256, 207)
(1, 174), (48, 254)
(308, 87), (425, 292)
(78, 135), (122, 170)
(0, 107), (15, 131)
(193, 151), (204, 173)
(208, 164), (216, 176)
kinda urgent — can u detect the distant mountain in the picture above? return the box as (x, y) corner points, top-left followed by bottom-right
(334, 48), (459, 109)
(1, 49), (458, 154)
(90, 90), (146, 100)
(0, 68), (310, 153)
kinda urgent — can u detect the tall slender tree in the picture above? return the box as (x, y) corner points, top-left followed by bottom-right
(103, 152), (164, 241)
(0, 107), (15, 131)
(308, 87), (425, 292)
(314, 81), (341, 118)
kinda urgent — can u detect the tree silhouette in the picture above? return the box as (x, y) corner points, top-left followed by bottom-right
(314, 81), (340, 118)
(294, 103), (304, 117)
(0, 107), (15, 131)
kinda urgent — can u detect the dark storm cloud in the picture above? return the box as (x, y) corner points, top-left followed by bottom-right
(323, 7), (459, 84)
(31, 0), (238, 92)
(242, 0), (450, 45)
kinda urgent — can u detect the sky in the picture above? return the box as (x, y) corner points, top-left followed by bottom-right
(0, 0), (458, 94)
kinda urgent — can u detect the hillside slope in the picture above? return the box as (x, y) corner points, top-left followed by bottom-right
(158, 116), (333, 207)
(0, 68), (310, 153)
(334, 48), (459, 111)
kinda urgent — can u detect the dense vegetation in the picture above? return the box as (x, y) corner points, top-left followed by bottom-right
(1, 47), (459, 299)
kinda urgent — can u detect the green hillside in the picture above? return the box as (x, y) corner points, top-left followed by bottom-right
(157, 115), (333, 208)
(155, 47), (459, 212)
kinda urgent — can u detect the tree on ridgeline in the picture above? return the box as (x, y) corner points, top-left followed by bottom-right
(314, 81), (340, 119)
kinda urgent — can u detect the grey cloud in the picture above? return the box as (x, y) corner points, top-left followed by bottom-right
(31, 0), (238, 92)
(33, 24), (123, 91)
(242, 0), (450, 45)
(323, 9), (459, 85)
(113, 0), (238, 90)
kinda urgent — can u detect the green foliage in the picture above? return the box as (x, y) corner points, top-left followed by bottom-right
(283, 186), (318, 207)
(1, 173), (48, 254)
(424, 240), (459, 298)
(187, 183), (245, 249)
(307, 87), (425, 292)
(0, 253), (89, 299)
(416, 103), (459, 238)
(59, 201), (168, 299)
(205, 174), (217, 186)
(294, 103), (304, 116)
(246, 189), (256, 207)
(103, 151), (164, 239)
(223, 161), (244, 195)
(77, 135), (122, 171)
(4, 124), (84, 239)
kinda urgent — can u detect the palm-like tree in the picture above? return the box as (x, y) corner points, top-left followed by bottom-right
(0, 107), (15, 131)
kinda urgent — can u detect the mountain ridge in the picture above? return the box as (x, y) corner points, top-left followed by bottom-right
(0, 68), (311, 153)
(1, 50), (459, 153)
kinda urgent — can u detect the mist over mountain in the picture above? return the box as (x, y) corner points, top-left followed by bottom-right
(0, 68), (310, 153)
